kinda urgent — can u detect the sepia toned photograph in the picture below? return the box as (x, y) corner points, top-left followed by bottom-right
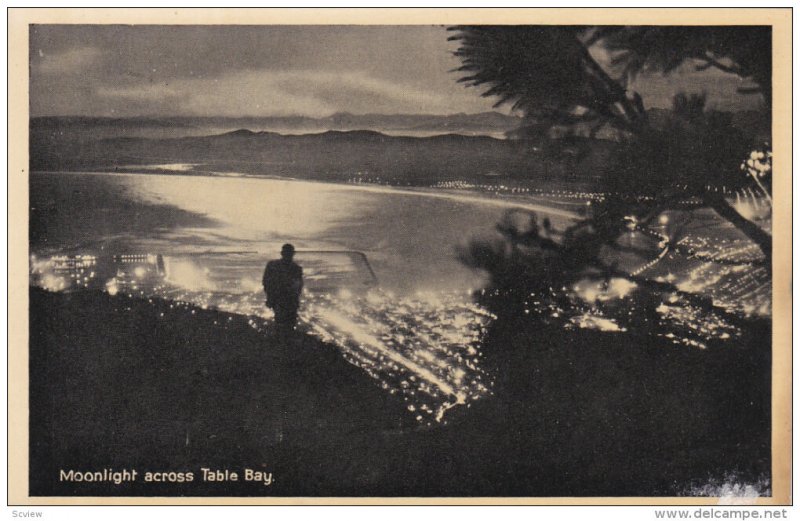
(9, 8), (791, 505)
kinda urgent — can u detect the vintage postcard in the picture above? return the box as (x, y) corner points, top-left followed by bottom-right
(8, 8), (792, 505)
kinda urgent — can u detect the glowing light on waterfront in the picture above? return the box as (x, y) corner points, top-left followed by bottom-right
(574, 278), (638, 303)
(163, 258), (216, 291)
(41, 273), (67, 292)
(570, 313), (626, 332)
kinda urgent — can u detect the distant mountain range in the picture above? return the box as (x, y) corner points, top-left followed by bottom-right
(31, 108), (768, 143)
(31, 112), (524, 140)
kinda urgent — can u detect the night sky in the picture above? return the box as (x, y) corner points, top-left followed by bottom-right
(29, 25), (762, 118)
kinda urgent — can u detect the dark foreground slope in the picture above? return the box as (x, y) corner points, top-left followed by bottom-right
(29, 288), (771, 497)
(29, 288), (410, 497)
(475, 312), (772, 497)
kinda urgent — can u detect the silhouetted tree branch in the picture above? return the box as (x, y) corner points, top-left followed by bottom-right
(449, 25), (772, 335)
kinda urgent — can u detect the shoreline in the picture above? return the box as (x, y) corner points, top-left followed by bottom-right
(31, 169), (583, 220)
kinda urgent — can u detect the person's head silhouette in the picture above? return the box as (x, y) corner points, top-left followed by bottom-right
(281, 243), (295, 261)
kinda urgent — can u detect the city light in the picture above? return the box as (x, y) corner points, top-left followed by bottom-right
(28, 180), (772, 421)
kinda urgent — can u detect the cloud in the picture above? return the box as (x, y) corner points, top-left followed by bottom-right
(29, 25), (762, 117)
(94, 68), (492, 117)
(95, 83), (183, 102)
(34, 46), (103, 75)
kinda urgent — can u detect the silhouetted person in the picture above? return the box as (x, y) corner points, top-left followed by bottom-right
(263, 244), (303, 330)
